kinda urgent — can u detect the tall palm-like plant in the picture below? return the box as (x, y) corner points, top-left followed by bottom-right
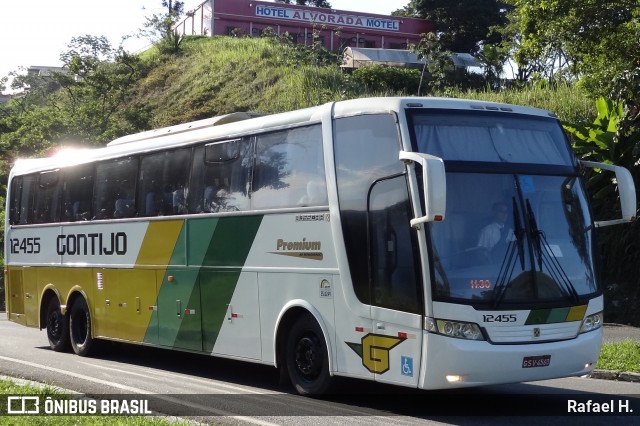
(564, 94), (640, 325)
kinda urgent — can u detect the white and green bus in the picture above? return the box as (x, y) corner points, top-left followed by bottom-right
(4, 97), (635, 394)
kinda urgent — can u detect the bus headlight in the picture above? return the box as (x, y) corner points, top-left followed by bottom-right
(425, 317), (485, 341)
(580, 312), (603, 333)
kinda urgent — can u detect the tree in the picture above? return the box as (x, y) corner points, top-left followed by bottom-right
(5, 67), (62, 113)
(57, 35), (148, 142)
(51, 35), (145, 142)
(501, 0), (640, 92)
(394, 0), (511, 54)
(564, 94), (640, 325)
(492, 5), (553, 82)
(275, 0), (332, 7)
(0, 35), (147, 151)
(141, 0), (185, 54)
(563, 68), (640, 326)
(412, 32), (453, 95)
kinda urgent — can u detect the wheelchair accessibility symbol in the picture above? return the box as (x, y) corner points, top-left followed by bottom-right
(401, 356), (413, 377)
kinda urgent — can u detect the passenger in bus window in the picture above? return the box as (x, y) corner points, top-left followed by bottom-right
(172, 186), (187, 214)
(477, 202), (515, 259)
(298, 180), (327, 206)
(203, 185), (218, 212)
(144, 191), (158, 216)
(114, 198), (135, 218)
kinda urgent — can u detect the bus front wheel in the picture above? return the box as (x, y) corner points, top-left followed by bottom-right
(45, 297), (70, 352)
(285, 313), (331, 395)
(69, 297), (94, 357)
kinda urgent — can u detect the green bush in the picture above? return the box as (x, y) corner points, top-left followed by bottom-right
(350, 65), (421, 95)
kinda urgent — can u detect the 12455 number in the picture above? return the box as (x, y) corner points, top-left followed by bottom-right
(9, 237), (41, 254)
(482, 314), (517, 323)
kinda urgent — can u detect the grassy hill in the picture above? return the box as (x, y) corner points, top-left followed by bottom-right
(127, 35), (596, 128)
(130, 35), (348, 127)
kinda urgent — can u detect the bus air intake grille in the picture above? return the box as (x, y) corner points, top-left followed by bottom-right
(484, 323), (582, 344)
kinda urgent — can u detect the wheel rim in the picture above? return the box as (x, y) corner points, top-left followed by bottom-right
(47, 310), (62, 340)
(294, 333), (322, 381)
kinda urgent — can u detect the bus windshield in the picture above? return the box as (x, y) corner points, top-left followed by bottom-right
(410, 111), (574, 165)
(409, 110), (597, 307)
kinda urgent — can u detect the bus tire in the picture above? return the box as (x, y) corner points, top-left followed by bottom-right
(285, 313), (331, 395)
(69, 297), (94, 357)
(45, 297), (70, 352)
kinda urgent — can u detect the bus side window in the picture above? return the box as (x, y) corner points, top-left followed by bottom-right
(138, 153), (164, 216)
(369, 176), (422, 314)
(189, 140), (251, 214)
(252, 125), (327, 209)
(93, 157), (138, 220)
(334, 114), (405, 307)
(33, 170), (62, 224)
(62, 165), (94, 222)
(8, 177), (21, 225)
(9, 175), (36, 225)
(138, 148), (191, 217)
(189, 146), (206, 214)
(165, 148), (191, 215)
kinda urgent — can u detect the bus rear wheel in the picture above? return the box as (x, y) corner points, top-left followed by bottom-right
(69, 297), (94, 357)
(285, 313), (331, 395)
(45, 297), (70, 352)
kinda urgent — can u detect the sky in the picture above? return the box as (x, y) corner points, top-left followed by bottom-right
(0, 0), (410, 91)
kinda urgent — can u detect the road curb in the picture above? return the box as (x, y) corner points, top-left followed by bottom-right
(590, 369), (640, 382)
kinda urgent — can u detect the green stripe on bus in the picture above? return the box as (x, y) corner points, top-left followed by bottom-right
(525, 305), (587, 325)
(145, 215), (263, 351)
(546, 307), (570, 323)
(525, 309), (551, 325)
(201, 215), (263, 267)
(199, 215), (263, 352)
(144, 218), (218, 347)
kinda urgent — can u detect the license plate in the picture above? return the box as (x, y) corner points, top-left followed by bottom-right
(522, 355), (551, 368)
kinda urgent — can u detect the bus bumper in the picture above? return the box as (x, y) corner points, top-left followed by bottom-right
(418, 328), (602, 389)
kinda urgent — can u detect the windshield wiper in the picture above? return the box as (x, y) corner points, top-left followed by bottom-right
(526, 200), (580, 304)
(513, 198), (525, 270)
(493, 198), (526, 308)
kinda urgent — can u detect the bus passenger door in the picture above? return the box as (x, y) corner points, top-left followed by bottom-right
(156, 269), (202, 351)
(368, 176), (423, 387)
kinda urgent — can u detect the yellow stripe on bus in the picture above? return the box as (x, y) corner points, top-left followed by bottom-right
(566, 305), (588, 322)
(135, 220), (184, 267)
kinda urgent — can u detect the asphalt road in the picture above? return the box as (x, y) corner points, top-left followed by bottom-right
(603, 323), (640, 343)
(1, 316), (639, 426)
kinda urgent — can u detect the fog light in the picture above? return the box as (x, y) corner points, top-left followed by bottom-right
(446, 375), (462, 383)
(585, 363), (593, 369)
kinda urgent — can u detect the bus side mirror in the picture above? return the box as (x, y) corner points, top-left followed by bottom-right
(581, 160), (637, 227)
(399, 151), (446, 228)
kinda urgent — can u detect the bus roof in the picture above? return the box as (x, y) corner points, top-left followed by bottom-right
(331, 96), (557, 119)
(106, 112), (266, 147)
(9, 97), (557, 177)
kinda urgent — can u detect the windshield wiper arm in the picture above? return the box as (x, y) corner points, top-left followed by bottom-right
(492, 198), (525, 308)
(512, 197), (525, 271)
(525, 200), (580, 303)
(526, 200), (543, 272)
